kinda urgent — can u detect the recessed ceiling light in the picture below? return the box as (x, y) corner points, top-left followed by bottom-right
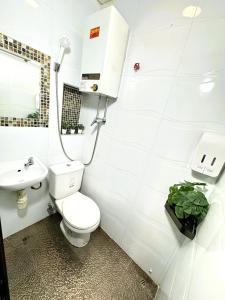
(97, 0), (112, 4)
(182, 6), (202, 18)
(200, 78), (215, 93)
(26, 0), (39, 9)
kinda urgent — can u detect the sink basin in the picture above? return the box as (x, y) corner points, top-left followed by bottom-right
(0, 156), (48, 191)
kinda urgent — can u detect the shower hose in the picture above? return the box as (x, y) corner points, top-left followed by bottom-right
(55, 70), (102, 166)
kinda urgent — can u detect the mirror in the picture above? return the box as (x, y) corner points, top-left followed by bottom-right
(0, 51), (41, 118)
(0, 32), (51, 128)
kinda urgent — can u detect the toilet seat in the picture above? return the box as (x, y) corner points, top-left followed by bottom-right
(63, 218), (100, 234)
(57, 192), (100, 231)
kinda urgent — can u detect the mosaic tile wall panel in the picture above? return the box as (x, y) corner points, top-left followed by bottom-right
(0, 33), (51, 127)
(61, 84), (81, 130)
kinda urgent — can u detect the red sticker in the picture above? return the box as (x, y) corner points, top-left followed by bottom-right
(90, 27), (100, 39)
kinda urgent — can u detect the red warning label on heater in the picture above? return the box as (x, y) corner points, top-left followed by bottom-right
(90, 27), (100, 39)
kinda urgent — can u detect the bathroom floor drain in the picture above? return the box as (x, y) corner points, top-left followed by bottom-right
(140, 279), (146, 288)
(22, 236), (30, 244)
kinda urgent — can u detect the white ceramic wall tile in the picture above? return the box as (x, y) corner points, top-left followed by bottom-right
(120, 75), (174, 114)
(155, 120), (203, 163)
(100, 208), (126, 247)
(103, 193), (131, 225)
(81, 173), (109, 209)
(106, 141), (148, 177)
(197, 0), (225, 19)
(188, 244), (225, 300)
(41, 0), (98, 34)
(135, 0), (197, 30)
(107, 166), (140, 202)
(178, 18), (225, 75)
(126, 24), (191, 75)
(135, 184), (182, 235)
(112, 110), (161, 151)
(82, 158), (110, 188)
(122, 233), (166, 283)
(94, 134), (112, 162)
(164, 75), (225, 125)
(125, 214), (182, 265)
(0, 127), (49, 162)
(114, 0), (139, 29)
(195, 175), (225, 251)
(169, 240), (196, 300)
(143, 156), (189, 194)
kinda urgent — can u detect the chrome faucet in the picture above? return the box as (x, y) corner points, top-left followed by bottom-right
(24, 157), (34, 168)
(90, 96), (108, 127)
(91, 117), (106, 126)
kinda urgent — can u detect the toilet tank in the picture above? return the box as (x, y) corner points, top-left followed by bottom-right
(49, 161), (84, 199)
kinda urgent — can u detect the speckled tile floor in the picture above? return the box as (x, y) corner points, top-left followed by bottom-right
(4, 214), (157, 300)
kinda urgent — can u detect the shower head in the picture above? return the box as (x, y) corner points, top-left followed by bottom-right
(54, 36), (71, 72)
(59, 36), (71, 50)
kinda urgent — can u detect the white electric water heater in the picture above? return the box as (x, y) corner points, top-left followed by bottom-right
(79, 6), (129, 98)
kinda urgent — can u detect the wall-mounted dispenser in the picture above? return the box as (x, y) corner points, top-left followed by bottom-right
(191, 133), (225, 179)
(79, 6), (129, 98)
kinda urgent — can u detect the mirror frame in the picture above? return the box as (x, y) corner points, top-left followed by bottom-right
(0, 33), (51, 127)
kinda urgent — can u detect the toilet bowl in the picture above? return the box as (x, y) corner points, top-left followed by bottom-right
(56, 192), (100, 247)
(49, 161), (100, 247)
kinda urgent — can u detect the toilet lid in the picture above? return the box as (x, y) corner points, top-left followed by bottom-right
(62, 193), (100, 230)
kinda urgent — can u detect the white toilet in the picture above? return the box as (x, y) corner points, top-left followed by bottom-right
(49, 161), (100, 247)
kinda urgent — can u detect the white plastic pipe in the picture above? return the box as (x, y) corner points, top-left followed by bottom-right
(56, 46), (65, 65)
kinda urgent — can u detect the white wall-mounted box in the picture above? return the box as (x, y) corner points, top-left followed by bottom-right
(79, 6), (129, 98)
(191, 133), (225, 179)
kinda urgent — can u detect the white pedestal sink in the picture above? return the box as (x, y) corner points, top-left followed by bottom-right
(0, 156), (48, 191)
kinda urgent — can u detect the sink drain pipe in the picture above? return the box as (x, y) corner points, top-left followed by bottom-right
(16, 189), (28, 209)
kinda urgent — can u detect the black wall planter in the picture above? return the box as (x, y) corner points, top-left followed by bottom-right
(165, 202), (198, 240)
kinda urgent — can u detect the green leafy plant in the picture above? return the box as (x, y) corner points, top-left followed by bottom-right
(61, 121), (69, 129)
(78, 124), (85, 130)
(167, 181), (209, 223)
(27, 111), (40, 119)
(67, 123), (73, 130)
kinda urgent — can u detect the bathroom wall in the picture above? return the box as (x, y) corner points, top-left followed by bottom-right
(1, 1), (225, 298)
(0, 0), (99, 237)
(156, 172), (225, 300)
(81, 0), (225, 298)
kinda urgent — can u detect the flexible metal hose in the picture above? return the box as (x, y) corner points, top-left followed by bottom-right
(83, 122), (102, 166)
(55, 70), (102, 166)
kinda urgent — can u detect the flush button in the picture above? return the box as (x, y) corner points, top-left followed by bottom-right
(91, 84), (98, 92)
